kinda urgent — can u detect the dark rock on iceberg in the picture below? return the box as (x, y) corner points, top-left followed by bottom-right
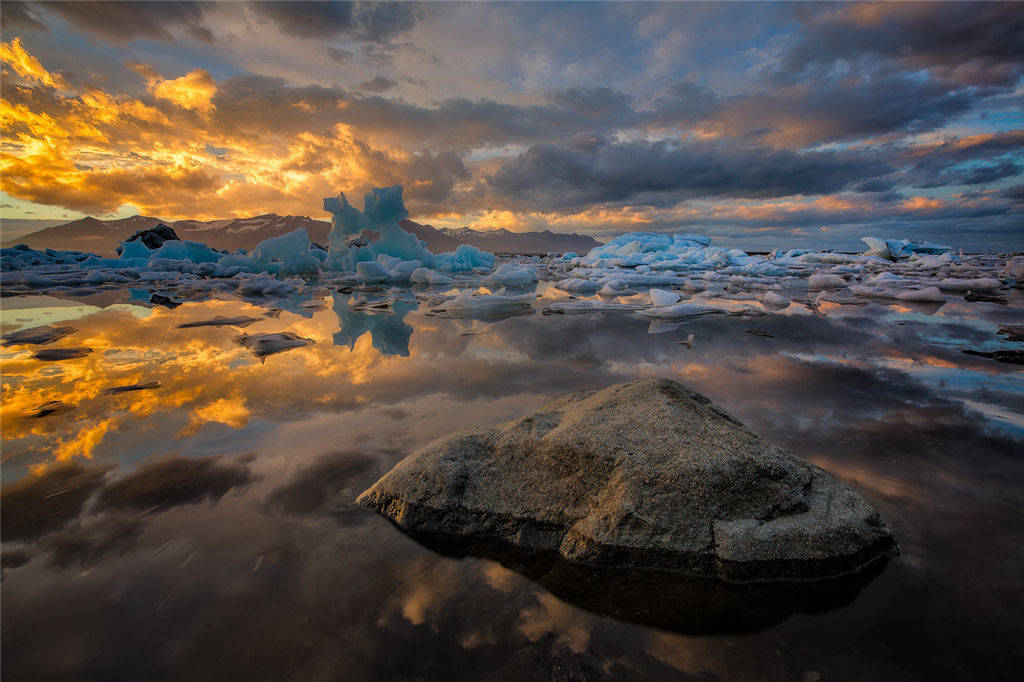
(115, 224), (180, 254)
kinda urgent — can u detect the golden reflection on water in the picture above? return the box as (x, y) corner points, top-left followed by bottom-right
(1, 294), (436, 468)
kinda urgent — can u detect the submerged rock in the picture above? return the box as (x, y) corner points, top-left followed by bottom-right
(359, 378), (897, 582)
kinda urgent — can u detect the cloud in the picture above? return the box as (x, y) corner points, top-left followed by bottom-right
(150, 68), (218, 113)
(486, 136), (891, 209)
(0, 2), (48, 33)
(35, 1), (214, 44)
(780, 2), (1024, 87)
(357, 75), (397, 93)
(248, 1), (418, 42)
(1, 37), (64, 88)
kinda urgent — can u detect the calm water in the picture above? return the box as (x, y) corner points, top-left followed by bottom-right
(2, 272), (1023, 681)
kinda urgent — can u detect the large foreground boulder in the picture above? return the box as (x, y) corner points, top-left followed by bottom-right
(359, 379), (897, 582)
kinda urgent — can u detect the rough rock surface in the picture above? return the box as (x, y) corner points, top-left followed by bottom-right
(359, 378), (897, 581)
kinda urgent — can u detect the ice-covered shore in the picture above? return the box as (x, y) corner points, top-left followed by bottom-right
(2, 186), (1020, 320)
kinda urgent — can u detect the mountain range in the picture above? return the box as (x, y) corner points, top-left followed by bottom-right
(3, 214), (601, 256)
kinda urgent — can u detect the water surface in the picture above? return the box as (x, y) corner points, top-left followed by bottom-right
(2, 274), (1023, 681)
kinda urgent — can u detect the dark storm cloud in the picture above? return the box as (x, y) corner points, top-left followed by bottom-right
(357, 75), (398, 92)
(902, 129), (1024, 188)
(546, 86), (633, 117)
(781, 1), (1024, 87)
(32, 1), (214, 44)
(95, 453), (256, 512)
(714, 74), (981, 145)
(486, 136), (891, 209)
(248, 1), (417, 42)
(1003, 183), (1024, 200)
(0, 1), (47, 32)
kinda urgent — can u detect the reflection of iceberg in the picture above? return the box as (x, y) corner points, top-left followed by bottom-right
(331, 293), (417, 357)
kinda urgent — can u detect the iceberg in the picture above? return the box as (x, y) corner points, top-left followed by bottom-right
(649, 288), (681, 307)
(149, 240), (222, 263)
(435, 244), (496, 273)
(248, 227), (321, 275)
(323, 186), (440, 271)
(861, 237), (952, 261)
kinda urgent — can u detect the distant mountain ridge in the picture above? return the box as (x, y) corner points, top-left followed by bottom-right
(5, 214), (601, 256)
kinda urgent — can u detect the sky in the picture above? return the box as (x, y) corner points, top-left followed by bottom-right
(1, 1), (1022, 250)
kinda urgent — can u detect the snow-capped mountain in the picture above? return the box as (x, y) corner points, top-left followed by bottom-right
(7, 215), (601, 255)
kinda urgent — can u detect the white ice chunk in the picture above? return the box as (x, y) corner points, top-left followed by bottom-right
(481, 263), (538, 286)
(896, 287), (945, 302)
(649, 288), (681, 307)
(807, 274), (847, 289)
(938, 277), (1002, 290)
(410, 267), (454, 285)
(641, 303), (724, 319)
(760, 291), (790, 308)
(430, 290), (535, 318)
(865, 271), (900, 285)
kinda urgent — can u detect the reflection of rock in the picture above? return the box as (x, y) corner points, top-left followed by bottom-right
(407, 531), (891, 635)
(332, 293), (416, 357)
(360, 379), (897, 583)
(235, 332), (313, 360)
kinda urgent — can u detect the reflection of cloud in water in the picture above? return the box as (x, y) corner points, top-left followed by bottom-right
(1, 287), (1023, 679)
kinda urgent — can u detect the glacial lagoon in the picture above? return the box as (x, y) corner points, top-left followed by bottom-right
(2, 266), (1023, 681)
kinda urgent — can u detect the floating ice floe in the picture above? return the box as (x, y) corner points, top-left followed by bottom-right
(410, 267), (455, 286)
(481, 263), (538, 286)
(895, 287), (946, 303)
(649, 288), (681, 307)
(760, 292), (790, 309)
(807, 274), (847, 289)
(429, 290), (535, 319)
(938, 277), (1003, 290)
(641, 303), (726, 320)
